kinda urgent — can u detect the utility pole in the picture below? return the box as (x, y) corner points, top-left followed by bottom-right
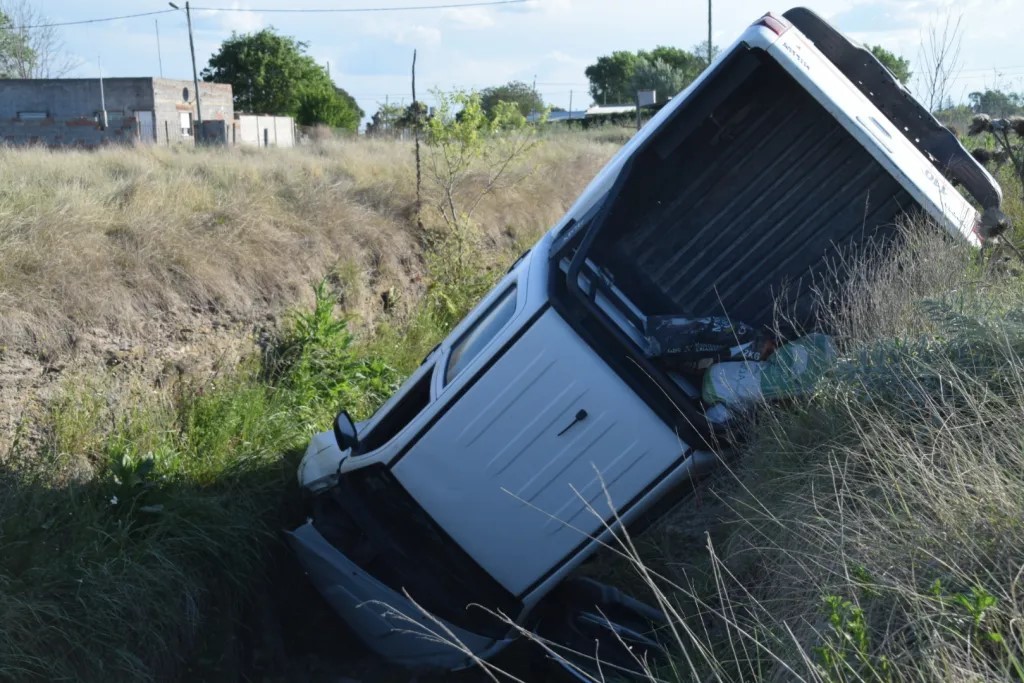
(169, 2), (202, 144)
(98, 55), (107, 129)
(707, 0), (713, 64)
(155, 19), (164, 78)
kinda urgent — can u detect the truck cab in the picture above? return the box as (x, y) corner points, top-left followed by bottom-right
(287, 7), (1004, 673)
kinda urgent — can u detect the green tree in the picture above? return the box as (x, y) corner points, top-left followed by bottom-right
(296, 83), (359, 130)
(631, 58), (690, 100)
(690, 40), (721, 68)
(0, 9), (35, 78)
(334, 86), (364, 121)
(365, 102), (407, 136)
(585, 50), (641, 104)
(869, 45), (912, 85)
(586, 46), (708, 105)
(968, 89), (1023, 117)
(423, 90), (541, 324)
(201, 28), (359, 130)
(479, 80), (545, 118)
(642, 45), (704, 77)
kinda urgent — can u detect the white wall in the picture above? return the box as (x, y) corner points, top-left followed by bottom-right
(234, 114), (295, 147)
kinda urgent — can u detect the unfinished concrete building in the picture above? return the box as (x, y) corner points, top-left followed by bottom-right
(0, 77), (233, 147)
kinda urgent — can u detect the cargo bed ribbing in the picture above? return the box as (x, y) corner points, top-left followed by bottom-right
(590, 48), (919, 331)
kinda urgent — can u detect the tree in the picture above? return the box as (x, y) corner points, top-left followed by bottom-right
(297, 83), (360, 130)
(917, 12), (963, 112)
(334, 86), (364, 120)
(869, 45), (912, 85)
(585, 50), (640, 104)
(585, 46), (707, 105)
(0, 1), (75, 78)
(968, 90), (1023, 117)
(201, 28), (359, 130)
(365, 102), (407, 136)
(690, 40), (721, 68)
(423, 90), (541, 324)
(643, 45), (704, 77)
(479, 80), (544, 118)
(0, 10), (31, 78)
(631, 59), (690, 100)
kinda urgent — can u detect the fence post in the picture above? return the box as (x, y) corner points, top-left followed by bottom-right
(263, 127), (269, 147)
(165, 120), (170, 145)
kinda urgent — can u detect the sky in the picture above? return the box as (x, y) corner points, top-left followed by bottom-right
(27, 0), (1024, 125)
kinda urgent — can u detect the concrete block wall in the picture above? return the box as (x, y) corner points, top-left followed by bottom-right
(0, 78), (154, 120)
(152, 79), (233, 145)
(0, 115), (140, 148)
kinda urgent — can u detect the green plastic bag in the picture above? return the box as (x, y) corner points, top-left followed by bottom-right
(702, 333), (837, 407)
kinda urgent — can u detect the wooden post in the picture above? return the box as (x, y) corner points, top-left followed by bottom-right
(708, 0), (713, 64)
(412, 49), (423, 232)
(165, 119), (170, 145)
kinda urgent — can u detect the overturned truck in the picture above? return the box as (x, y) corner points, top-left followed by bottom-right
(287, 7), (1006, 677)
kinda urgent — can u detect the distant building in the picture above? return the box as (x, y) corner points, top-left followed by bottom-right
(234, 114), (296, 148)
(526, 109), (587, 124)
(0, 77), (233, 147)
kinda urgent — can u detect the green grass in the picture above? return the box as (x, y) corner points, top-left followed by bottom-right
(0, 284), (410, 681)
(0, 215), (504, 681)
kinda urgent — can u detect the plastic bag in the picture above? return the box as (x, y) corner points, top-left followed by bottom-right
(702, 333), (836, 407)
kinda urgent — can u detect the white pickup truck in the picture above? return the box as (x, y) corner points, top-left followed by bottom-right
(287, 7), (1005, 676)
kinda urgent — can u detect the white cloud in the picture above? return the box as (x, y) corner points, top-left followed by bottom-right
(442, 6), (496, 29)
(394, 24), (442, 47)
(196, 2), (266, 35)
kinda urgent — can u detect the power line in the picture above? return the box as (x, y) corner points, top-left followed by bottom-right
(9, 9), (176, 31)
(190, 0), (531, 13)
(6, 0), (530, 31)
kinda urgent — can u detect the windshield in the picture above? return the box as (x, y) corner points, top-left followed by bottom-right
(445, 286), (518, 385)
(355, 363), (434, 454)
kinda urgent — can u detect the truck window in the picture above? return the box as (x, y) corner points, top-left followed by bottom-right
(444, 286), (517, 385)
(357, 366), (433, 453)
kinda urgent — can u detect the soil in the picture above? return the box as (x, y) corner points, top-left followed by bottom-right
(0, 303), (275, 459)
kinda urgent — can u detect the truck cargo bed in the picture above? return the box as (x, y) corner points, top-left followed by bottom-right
(589, 47), (919, 331)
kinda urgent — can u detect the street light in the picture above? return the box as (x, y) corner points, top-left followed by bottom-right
(169, 2), (202, 143)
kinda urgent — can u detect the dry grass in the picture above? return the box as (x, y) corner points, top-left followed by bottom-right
(0, 136), (616, 357)
(565, 225), (1024, 683)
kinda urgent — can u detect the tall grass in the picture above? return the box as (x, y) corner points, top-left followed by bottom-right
(564, 225), (1024, 682)
(0, 218), (503, 681)
(0, 137), (616, 358)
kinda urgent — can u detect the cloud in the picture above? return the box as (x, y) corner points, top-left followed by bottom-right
(546, 50), (588, 67)
(393, 24), (442, 47)
(442, 6), (496, 29)
(508, 0), (571, 14)
(196, 2), (266, 35)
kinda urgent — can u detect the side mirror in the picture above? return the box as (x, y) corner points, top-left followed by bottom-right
(333, 410), (359, 452)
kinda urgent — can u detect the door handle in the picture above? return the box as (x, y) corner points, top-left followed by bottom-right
(557, 409), (589, 437)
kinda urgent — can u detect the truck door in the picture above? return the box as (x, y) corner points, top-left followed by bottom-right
(391, 304), (686, 597)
